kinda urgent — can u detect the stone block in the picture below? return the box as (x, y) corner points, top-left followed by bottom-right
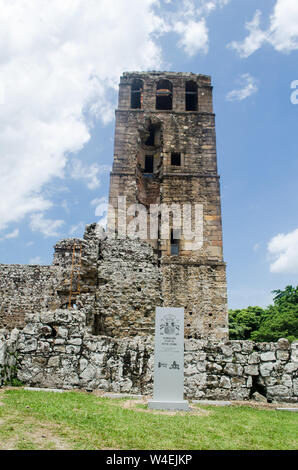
(224, 363), (243, 376)
(291, 341), (298, 362)
(248, 352), (260, 364)
(277, 338), (290, 350)
(252, 392), (267, 403)
(284, 362), (298, 374)
(276, 350), (289, 361)
(79, 364), (96, 382)
(18, 338), (37, 353)
(281, 374), (292, 388)
(260, 362), (274, 377)
(260, 351), (276, 362)
(219, 376), (231, 389)
(48, 356), (60, 368)
(57, 327), (68, 339)
(40, 312), (55, 324)
(67, 338), (82, 346)
(244, 365), (259, 376)
(267, 385), (291, 399)
(235, 353), (248, 364)
(231, 376), (246, 388)
(293, 378), (298, 396)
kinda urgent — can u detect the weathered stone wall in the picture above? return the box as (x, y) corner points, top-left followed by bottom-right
(1, 309), (297, 403)
(118, 71), (213, 113)
(94, 237), (162, 338)
(108, 71), (228, 340)
(161, 260), (228, 340)
(0, 225), (102, 331)
(0, 226), (163, 338)
(0, 224), (226, 341)
(0, 264), (62, 330)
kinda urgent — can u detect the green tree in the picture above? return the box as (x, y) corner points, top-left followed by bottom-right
(272, 285), (298, 306)
(229, 285), (298, 342)
(251, 286), (298, 342)
(229, 306), (265, 340)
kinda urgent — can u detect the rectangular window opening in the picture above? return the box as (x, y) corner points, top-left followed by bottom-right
(185, 92), (198, 111)
(131, 91), (141, 109)
(171, 152), (181, 166)
(170, 229), (180, 255)
(144, 155), (154, 173)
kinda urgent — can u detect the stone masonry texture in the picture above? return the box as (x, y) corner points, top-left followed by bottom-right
(0, 73), (228, 341)
(0, 310), (297, 403)
(0, 72), (293, 402)
(108, 72), (228, 340)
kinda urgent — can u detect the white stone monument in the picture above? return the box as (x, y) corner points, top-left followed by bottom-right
(148, 307), (189, 411)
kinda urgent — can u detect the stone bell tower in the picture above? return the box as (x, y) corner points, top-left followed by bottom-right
(107, 71), (228, 340)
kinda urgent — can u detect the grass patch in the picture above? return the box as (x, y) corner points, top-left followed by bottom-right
(0, 389), (297, 450)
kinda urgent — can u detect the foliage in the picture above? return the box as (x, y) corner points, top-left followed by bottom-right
(229, 306), (265, 340)
(0, 352), (23, 387)
(229, 285), (298, 342)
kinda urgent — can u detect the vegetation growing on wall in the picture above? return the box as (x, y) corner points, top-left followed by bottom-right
(0, 351), (22, 387)
(229, 285), (298, 342)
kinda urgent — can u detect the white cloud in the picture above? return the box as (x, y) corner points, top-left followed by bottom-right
(162, 0), (230, 56)
(269, 0), (298, 52)
(226, 73), (258, 101)
(0, 0), (165, 233)
(91, 196), (108, 215)
(30, 213), (64, 238)
(28, 255), (42, 265)
(268, 228), (298, 274)
(69, 159), (111, 190)
(69, 221), (85, 236)
(0, 0), (235, 236)
(174, 19), (209, 56)
(229, 1), (298, 57)
(197, 0), (230, 16)
(0, 228), (19, 241)
(228, 10), (267, 58)
(91, 196), (109, 228)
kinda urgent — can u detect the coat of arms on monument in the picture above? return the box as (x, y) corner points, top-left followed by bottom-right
(159, 314), (180, 336)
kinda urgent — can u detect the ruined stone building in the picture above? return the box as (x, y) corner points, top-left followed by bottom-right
(0, 71), (228, 341)
(108, 72), (228, 340)
(1, 73), (297, 404)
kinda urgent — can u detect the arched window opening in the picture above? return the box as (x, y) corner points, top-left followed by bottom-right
(156, 79), (173, 110)
(185, 81), (198, 111)
(131, 79), (143, 109)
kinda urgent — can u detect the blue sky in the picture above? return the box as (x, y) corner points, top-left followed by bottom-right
(0, 0), (297, 309)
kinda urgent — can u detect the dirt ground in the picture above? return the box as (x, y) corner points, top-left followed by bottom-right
(0, 390), (72, 450)
(92, 390), (298, 412)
